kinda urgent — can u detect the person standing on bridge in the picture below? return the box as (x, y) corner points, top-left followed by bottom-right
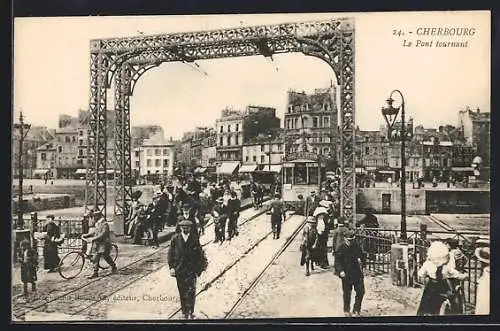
(87, 211), (117, 279)
(334, 230), (366, 317)
(168, 220), (208, 319)
(269, 193), (286, 239)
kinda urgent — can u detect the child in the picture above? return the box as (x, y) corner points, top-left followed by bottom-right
(416, 241), (467, 315)
(20, 239), (38, 298)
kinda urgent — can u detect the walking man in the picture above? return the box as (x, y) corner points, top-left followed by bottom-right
(269, 193), (286, 239)
(168, 220), (207, 319)
(304, 190), (320, 217)
(88, 210), (117, 279)
(334, 230), (366, 317)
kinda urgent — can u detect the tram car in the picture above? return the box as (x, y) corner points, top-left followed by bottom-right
(281, 151), (325, 214)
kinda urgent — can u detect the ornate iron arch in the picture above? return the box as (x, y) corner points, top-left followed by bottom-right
(85, 18), (356, 230)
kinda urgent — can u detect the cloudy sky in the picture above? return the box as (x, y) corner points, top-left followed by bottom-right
(13, 11), (490, 139)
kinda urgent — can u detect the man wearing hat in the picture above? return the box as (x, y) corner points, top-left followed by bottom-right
(144, 192), (164, 248)
(176, 202), (199, 237)
(331, 218), (350, 257)
(168, 219), (207, 319)
(211, 197), (227, 244)
(304, 190), (320, 217)
(334, 229), (366, 317)
(474, 246), (489, 315)
(87, 210), (117, 278)
(269, 193), (286, 240)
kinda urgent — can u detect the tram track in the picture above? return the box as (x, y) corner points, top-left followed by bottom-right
(14, 201), (272, 321)
(165, 212), (299, 320)
(223, 215), (306, 319)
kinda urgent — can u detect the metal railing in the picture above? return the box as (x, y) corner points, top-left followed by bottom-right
(356, 226), (488, 313)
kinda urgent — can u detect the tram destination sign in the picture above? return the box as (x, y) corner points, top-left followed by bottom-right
(285, 151), (319, 162)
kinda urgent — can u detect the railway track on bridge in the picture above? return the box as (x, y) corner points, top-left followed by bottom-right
(13, 202), (272, 321)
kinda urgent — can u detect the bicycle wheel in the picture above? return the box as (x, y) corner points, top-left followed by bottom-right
(58, 251), (85, 279)
(438, 299), (452, 315)
(99, 244), (118, 269)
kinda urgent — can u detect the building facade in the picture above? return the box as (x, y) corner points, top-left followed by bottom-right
(283, 87), (339, 160)
(242, 136), (284, 168)
(131, 136), (175, 177)
(458, 107), (490, 178)
(12, 126), (54, 178)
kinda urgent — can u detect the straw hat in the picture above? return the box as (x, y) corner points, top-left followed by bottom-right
(306, 216), (317, 224)
(475, 247), (490, 264)
(427, 241), (450, 264)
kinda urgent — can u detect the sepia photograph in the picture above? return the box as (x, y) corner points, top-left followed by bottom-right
(11, 10), (491, 322)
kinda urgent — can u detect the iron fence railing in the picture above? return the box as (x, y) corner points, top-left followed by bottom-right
(356, 226), (488, 313)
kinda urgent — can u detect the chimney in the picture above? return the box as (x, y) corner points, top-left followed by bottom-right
(476, 107), (480, 113)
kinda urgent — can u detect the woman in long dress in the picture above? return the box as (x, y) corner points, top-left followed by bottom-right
(474, 247), (490, 315)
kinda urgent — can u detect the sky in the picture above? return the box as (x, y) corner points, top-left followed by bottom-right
(13, 11), (490, 139)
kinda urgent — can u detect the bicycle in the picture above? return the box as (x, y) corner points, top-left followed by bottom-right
(58, 238), (118, 280)
(438, 278), (466, 315)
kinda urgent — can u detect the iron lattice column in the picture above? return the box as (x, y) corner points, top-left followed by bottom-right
(85, 45), (109, 217)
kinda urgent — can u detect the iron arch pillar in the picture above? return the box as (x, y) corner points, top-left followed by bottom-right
(298, 35), (356, 224)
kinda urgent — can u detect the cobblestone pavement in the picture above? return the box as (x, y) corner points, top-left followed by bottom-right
(229, 230), (422, 319)
(92, 212), (299, 320)
(13, 201), (270, 321)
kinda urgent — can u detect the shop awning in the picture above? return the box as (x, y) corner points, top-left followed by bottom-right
(261, 165), (282, 173)
(451, 167), (474, 172)
(216, 162), (240, 175)
(33, 169), (50, 175)
(75, 169), (87, 174)
(378, 170), (395, 174)
(239, 164), (258, 173)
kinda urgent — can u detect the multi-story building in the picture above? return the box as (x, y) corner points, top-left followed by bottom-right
(283, 87), (339, 160)
(355, 129), (389, 172)
(35, 109), (116, 179)
(458, 107), (490, 178)
(215, 105), (281, 175)
(131, 125), (165, 148)
(12, 126), (54, 178)
(200, 129), (217, 168)
(241, 133), (284, 171)
(131, 135), (175, 177)
(421, 137), (454, 181)
(387, 140), (424, 182)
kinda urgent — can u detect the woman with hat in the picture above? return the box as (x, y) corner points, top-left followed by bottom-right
(300, 217), (319, 276)
(416, 241), (467, 315)
(474, 246), (489, 315)
(41, 215), (63, 272)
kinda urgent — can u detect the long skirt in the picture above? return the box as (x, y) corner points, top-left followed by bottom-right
(43, 242), (60, 270)
(416, 279), (450, 315)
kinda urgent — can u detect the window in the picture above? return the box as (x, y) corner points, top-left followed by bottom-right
(41, 153), (46, 161)
(65, 136), (70, 142)
(278, 144), (282, 151)
(58, 146), (63, 153)
(79, 130), (84, 136)
(219, 137), (223, 146)
(324, 104), (329, 111)
(155, 149), (161, 156)
(294, 118), (299, 128)
(220, 125), (223, 133)
(323, 116), (330, 127)
(78, 149), (83, 157)
(295, 163), (307, 184)
(313, 148), (317, 154)
(154, 159), (160, 167)
(312, 117), (318, 128)
(235, 124), (239, 132)
(365, 147), (369, 154)
(72, 136), (76, 142)
(308, 167), (319, 184)
(323, 147), (329, 154)
(288, 105), (293, 113)
(227, 136), (231, 146)
(146, 149), (152, 156)
(228, 125), (231, 132)
(245, 156), (249, 162)
(134, 151), (139, 157)
(163, 159), (169, 167)
(235, 135), (239, 145)
(261, 145), (264, 152)
(163, 149), (168, 155)
(260, 155), (265, 163)
(146, 159), (152, 167)
(284, 167), (293, 184)
(253, 156), (257, 162)
(79, 139), (84, 146)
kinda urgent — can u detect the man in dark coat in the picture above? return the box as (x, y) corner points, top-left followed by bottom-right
(88, 211), (117, 278)
(356, 207), (379, 228)
(304, 191), (320, 217)
(334, 230), (366, 317)
(269, 193), (286, 239)
(226, 191), (241, 240)
(168, 220), (206, 319)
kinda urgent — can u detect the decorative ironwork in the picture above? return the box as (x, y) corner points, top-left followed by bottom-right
(86, 18), (356, 224)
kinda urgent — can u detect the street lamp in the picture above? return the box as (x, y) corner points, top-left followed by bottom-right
(14, 111), (31, 230)
(381, 90), (407, 243)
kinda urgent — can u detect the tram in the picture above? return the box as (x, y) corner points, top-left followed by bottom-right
(282, 151), (325, 214)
